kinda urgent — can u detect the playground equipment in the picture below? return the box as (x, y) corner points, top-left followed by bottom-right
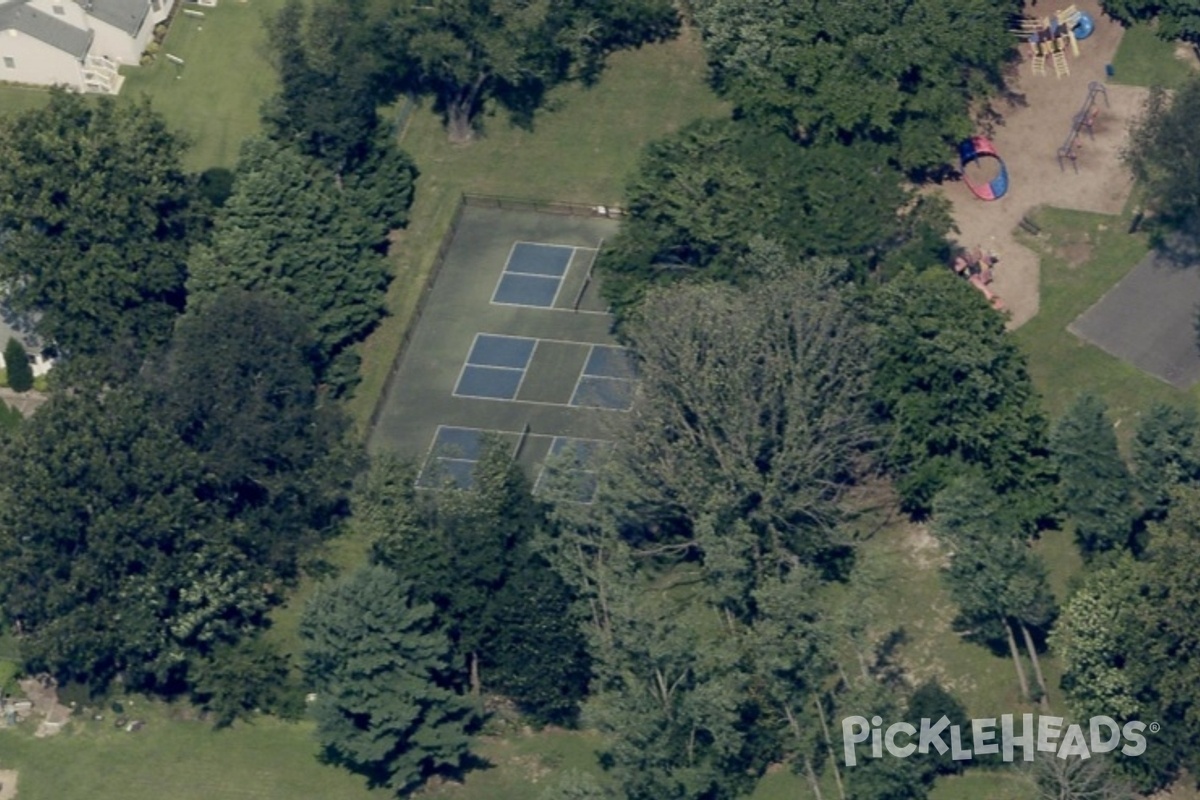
(1057, 81), (1109, 173)
(951, 247), (1005, 310)
(959, 136), (1009, 201)
(1011, 6), (1093, 77)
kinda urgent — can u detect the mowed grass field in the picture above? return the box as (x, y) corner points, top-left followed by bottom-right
(1111, 20), (1199, 90)
(119, 0), (283, 171)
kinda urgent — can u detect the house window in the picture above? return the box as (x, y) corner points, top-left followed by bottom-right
(52, 4), (64, 13)
(3, 57), (14, 69)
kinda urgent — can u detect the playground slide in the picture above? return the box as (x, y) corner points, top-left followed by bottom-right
(1074, 10), (1095, 40)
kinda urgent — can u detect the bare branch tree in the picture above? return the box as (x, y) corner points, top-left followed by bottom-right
(1022, 751), (1136, 800)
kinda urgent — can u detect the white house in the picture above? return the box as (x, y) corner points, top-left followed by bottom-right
(0, 0), (176, 94)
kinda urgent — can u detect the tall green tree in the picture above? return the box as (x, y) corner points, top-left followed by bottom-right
(3, 338), (33, 393)
(1050, 394), (1136, 558)
(689, 0), (1015, 174)
(378, 0), (679, 142)
(188, 138), (409, 395)
(300, 564), (479, 795)
(0, 92), (197, 377)
(586, 565), (764, 800)
(263, 0), (389, 171)
(369, 452), (590, 725)
(612, 260), (875, 572)
(870, 268), (1057, 519)
(1125, 78), (1200, 253)
(932, 475), (1057, 705)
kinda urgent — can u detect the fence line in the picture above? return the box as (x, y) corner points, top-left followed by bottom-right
(365, 193), (468, 439)
(391, 93), (419, 141)
(462, 193), (627, 219)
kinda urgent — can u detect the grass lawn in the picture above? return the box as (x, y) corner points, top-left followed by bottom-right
(0, 0), (279, 172)
(345, 28), (730, 435)
(2, 706), (381, 800)
(1, 695), (611, 800)
(119, 0), (283, 171)
(1110, 21), (1199, 90)
(1012, 206), (1198, 429)
(0, 85), (51, 118)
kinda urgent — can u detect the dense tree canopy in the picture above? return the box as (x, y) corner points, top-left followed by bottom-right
(689, 0), (1016, 173)
(188, 138), (413, 395)
(0, 92), (197, 377)
(599, 120), (951, 312)
(3, 338), (33, 394)
(1101, 0), (1200, 42)
(870, 268), (1057, 519)
(152, 289), (357, 577)
(368, 453), (590, 725)
(1130, 402), (1200, 524)
(263, 0), (389, 170)
(1055, 486), (1200, 791)
(0, 389), (270, 692)
(376, 0), (679, 142)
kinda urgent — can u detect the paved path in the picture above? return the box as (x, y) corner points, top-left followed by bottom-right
(0, 387), (48, 417)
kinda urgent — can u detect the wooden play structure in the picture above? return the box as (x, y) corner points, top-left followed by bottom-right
(952, 246), (1005, 310)
(1011, 6), (1095, 78)
(1057, 81), (1110, 173)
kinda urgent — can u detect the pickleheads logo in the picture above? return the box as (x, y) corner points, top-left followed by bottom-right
(841, 715), (1152, 767)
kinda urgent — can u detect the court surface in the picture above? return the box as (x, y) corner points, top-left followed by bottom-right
(1069, 250), (1200, 389)
(370, 205), (630, 500)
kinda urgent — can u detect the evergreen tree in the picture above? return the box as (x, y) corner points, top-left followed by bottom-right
(1050, 394), (1136, 558)
(3, 338), (33, 393)
(1131, 403), (1200, 523)
(300, 565), (479, 795)
(187, 138), (410, 395)
(905, 680), (970, 778)
(368, 451), (591, 725)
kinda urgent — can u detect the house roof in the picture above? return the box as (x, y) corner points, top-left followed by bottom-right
(84, 0), (146, 36)
(0, 0), (92, 59)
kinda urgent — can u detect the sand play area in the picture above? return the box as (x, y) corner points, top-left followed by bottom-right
(941, 0), (1161, 328)
(0, 770), (17, 800)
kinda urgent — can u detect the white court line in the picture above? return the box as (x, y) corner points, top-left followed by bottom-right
(415, 425), (527, 489)
(546, 249), (574, 308)
(569, 374), (637, 410)
(565, 344), (594, 409)
(505, 241), (574, 279)
(511, 339), (538, 401)
(583, 344), (636, 378)
(492, 299), (609, 315)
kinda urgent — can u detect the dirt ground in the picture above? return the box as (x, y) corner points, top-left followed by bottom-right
(0, 770), (17, 800)
(940, 0), (1151, 329)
